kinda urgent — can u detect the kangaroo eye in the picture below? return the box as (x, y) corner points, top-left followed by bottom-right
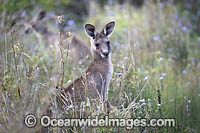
(95, 43), (100, 47)
(106, 41), (110, 45)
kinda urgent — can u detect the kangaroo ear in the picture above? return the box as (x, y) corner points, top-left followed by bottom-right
(103, 21), (115, 37)
(85, 24), (96, 39)
(37, 11), (46, 21)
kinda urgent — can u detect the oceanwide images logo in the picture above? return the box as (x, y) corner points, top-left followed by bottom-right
(24, 114), (175, 129)
(40, 115), (145, 129)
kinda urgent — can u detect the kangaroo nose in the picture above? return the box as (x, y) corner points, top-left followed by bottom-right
(103, 52), (109, 56)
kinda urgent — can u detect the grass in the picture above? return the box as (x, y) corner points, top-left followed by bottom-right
(0, 1), (200, 133)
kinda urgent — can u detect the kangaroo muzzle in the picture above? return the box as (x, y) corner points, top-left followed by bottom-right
(102, 51), (109, 57)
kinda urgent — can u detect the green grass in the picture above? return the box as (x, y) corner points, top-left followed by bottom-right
(0, 1), (200, 133)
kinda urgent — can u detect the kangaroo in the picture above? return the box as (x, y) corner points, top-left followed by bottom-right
(55, 21), (115, 112)
(24, 11), (91, 64)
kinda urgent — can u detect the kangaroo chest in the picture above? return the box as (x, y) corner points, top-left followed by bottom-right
(86, 61), (113, 99)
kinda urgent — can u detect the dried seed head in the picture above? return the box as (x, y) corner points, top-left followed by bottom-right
(56, 15), (65, 25)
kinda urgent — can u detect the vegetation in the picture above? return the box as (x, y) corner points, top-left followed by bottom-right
(0, 0), (199, 132)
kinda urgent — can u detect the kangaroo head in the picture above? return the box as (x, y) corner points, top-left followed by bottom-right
(85, 21), (115, 59)
(25, 11), (48, 34)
